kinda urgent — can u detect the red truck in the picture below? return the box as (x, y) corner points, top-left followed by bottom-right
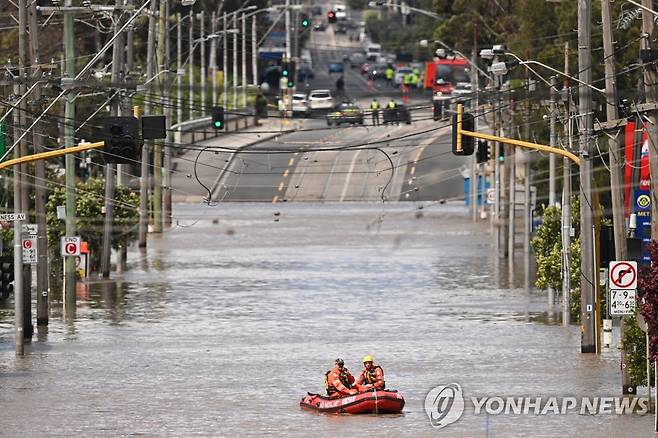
(424, 57), (470, 95)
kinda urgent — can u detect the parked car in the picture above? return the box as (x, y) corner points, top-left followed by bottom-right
(394, 66), (413, 87)
(280, 93), (310, 117)
(313, 21), (326, 31)
(349, 52), (365, 68)
(308, 89), (334, 111)
(329, 62), (345, 74)
(326, 102), (365, 126)
(383, 103), (412, 125)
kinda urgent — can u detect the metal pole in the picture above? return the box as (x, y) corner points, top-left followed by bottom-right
(177, 13), (183, 125)
(601, 0), (632, 393)
(549, 78), (557, 207)
(578, 0), (596, 353)
(252, 16), (258, 86)
(200, 10), (205, 116)
(494, 79), (501, 256)
(223, 15), (228, 111)
(508, 93), (516, 272)
(562, 42), (572, 326)
(139, 0), (157, 249)
(232, 15), (238, 109)
(100, 0), (124, 278)
(29, 0), (48, 328)
(189, 10), (194, 118)
(210, 11), (217, 107)
(63, 0), (76, 310)
(242, 13), (247, 107)
(470, 37), (478, 222)
(153, 0), (166, 234)
(163, 0), (172, 229)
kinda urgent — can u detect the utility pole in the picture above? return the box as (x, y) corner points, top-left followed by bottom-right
(494, 76), (502, 256)
(232, 14), (238, 109)
(210, 11), (217, 107)
(578, 0), (596, 353)
(508, 91), (516, 273)
(252, 16), (258, 86)
(163, 0), (172, 229)
(550, 77), (558, 208)
(153, 0), (167, 234)
(285, 0), (291, 114)
(602, 0), (632, 394)
(200, 10), (206, 116)
(139, 0), (157, 249)
(523, 74), (532, 291)
(189, 9), (194, 118)
(242, 13), (247, 107)
(562, 42), (572, 326)
(63, 0), (76, 310)
(100, 0), (125, 278)
(470, 29), (478, 222)
(223, 14), (228, 111)
(28, 0), (48, 327)
(177, 12), (183, 125)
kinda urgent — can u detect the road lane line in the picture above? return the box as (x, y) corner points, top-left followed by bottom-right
(339, 150), (362, 202)
(283, 169), (289, 178)
(278, 181), (285, 191)
(272, 195), (278, 203)
(288, 158), (295, 166)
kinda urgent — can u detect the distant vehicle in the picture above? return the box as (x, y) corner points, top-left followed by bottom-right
(334, 4), (347, 20)
(349, 52), (366, 68)
(326, 102), (364, 126)
(298, 64), (315, 82)
(366, 43), (381, 61)
(311, 6), (322, 16)
(394, 66), (413, 87)
(329, 62), (345, 74)
(335, 22), (348, 34)
(278, 93), (310, 117)
(383, 103), (412, 125)
(424, 57), (470, 93)
(368, 63), (388, 80)
(313, 21), (326, 31)
(452, 82), (472, 104)
(308, 89), (334, 111)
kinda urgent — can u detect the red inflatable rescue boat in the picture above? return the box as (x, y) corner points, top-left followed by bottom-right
(300, 390), (405, 414)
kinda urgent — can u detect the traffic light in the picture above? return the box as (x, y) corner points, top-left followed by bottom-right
(476, 140), (489, 163)
(327, 10), (336, 23)
(498, 145), (505, 162)
(281, 61), (296, 88)
(101, 117), (140, 164)
(0, 256), (13, 300)
(301, 16), (310, 28)
(211, 106), (225, 129)
(451, 112), (475, 156)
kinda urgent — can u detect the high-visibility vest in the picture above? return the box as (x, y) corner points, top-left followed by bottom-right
(410, 73), (418, 86)
(385, 69), (394, 80)
(371, 101), (379, 109)
(387, 101), (396, 109)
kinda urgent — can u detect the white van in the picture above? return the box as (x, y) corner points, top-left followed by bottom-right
(366, 43), (381, 61)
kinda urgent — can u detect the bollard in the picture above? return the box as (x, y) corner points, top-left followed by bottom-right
(602, 319), (612, 349)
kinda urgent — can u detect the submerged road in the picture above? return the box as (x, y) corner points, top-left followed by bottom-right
(0, 203), (651, 436)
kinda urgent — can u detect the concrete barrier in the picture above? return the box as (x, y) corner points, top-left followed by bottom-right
(171, 109), (255, 151)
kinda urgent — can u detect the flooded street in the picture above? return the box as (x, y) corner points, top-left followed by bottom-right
(0, 203), (653, 437)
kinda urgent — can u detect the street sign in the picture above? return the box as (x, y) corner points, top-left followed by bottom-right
(609, 289), (636, 316)
(0, 213), (25, 221)
(22, 236), (37, 264)
(486, 188), (495, 205)
(61, 236), (81, 256)
(21, 224), (38, 265)
(609, 261), (638, 290)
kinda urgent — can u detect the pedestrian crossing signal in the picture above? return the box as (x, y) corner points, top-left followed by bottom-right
(211, 106), (224, 130)
(302, 18), (309, 28)
(476, 140), (489, 163)
(0, 256), (13, 300)
(451, 107), (475, 156)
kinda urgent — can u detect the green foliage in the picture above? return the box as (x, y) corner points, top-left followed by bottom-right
(45, 178), (139, 271)
(531, 198), (581, 322)
(621, 315), (655, 388)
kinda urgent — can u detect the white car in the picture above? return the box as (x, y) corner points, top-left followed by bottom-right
(394, 66), (413, 87)
(278, 93), (310, 116)
(308, 89), (334, 111)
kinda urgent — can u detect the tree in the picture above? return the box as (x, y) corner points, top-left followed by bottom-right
(46, 178), (139, 273)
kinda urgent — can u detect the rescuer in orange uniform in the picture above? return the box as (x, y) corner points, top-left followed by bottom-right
(354, 355), (385, 392)
(325, 358), (358, 398)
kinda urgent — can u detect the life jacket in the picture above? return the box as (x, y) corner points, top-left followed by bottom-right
(325, 369), (352, 395)
(362, 366), (383, 385)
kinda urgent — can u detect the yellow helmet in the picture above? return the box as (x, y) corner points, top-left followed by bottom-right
(362, 355), (374, 363)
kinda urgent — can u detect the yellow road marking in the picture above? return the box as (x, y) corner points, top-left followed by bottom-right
(283, 169), (289, 178)
(278, 182), (285, 191)
(272, 195), (279, 203)
(410, 166), (416, 175)
(288, 158), (295, 166)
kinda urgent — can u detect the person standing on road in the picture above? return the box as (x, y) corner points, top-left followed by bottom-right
(385, 99), (397, 124)
(354, 355), (385, 392)
(385, 65), (395, 87)
(370, 98), (380, 126)
(325, 358), (357, 398)
(336, 75), (345, 98)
